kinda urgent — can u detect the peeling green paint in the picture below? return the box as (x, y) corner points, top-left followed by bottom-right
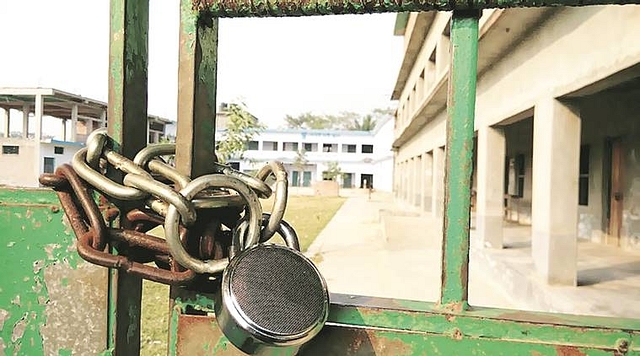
(0, 190), (78, 355)
(440, 11), (480, 309)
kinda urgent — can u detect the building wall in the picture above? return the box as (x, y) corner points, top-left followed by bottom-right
(393, 6), (640, 248)
(479, 6), (640, 123)
(224, 125), (394, 192)
(579, 89), (640, 249)
(40, 142), (82, 176)
(0, 138), (39, 187)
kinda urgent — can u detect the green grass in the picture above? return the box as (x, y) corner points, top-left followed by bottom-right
(140, 195), (346, 356)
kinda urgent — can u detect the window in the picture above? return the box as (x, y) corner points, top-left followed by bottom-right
(263, 141), (278, 151)
(247, 141), (259, 150)
(54, 146), (64, 155)
(579, 145), (590, 206)
(43, 157), (55, 174)
(362, 144), (373, 154)
(149, 122), (164, 131)
(342, 144), (356, 153)
(283, 142), (298, 152)
(322, 143), (337, 153)
(2, 145), (19, 154)
(303, 143), (317, 152)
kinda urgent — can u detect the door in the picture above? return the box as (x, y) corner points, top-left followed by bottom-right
(302, 171), (312, 187)
(607, 138), (623, 246)
(360, 174), (373, 189)
(291, 171), (299, 187)
(343, 173), (352, 188)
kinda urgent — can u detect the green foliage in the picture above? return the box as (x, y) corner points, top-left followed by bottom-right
(293, 149), (308, 170)
(322, 161), (342, 181)
(348, 114), (377, 131)
(284, 107), (394, 131)
(284, 112), (356, 130)
(217, 102), (266, 163)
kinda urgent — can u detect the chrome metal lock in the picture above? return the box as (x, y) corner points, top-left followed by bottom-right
(216, 219), (330, 355)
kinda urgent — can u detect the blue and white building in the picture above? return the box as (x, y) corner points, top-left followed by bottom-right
(220, 117), (394, 191)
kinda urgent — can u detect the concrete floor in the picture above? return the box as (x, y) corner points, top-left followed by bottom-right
(472, 222), (640, 318)
(306, 191), (640, 318)
(305, 191), (514, 309)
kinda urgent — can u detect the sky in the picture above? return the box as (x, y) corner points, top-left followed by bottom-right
(0, 0), (404, 133)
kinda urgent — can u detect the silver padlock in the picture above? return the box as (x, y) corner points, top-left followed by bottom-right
(215, 217), (329, 355)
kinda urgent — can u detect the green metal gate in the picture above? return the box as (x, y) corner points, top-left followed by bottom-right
(1, 0), (640, 355)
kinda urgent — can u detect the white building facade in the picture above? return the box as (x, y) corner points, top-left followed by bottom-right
(221, 118), (394, 191)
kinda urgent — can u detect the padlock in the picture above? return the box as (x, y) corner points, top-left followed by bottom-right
(215, 219), (329, 355)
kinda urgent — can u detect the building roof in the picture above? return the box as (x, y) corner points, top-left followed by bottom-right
(0, 87), (173, 124)
(391, 12), (436, 100)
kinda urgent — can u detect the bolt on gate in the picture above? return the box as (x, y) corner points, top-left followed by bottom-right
(1, 0), (640, 355)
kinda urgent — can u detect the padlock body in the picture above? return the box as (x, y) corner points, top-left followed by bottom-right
(215, 244), (329, 354)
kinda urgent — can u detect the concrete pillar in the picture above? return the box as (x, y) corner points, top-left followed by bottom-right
(403, 161), (409, 202)
(415, 155), (422, 207)
(70, 104), (78, 142)
(411, 158), (417, 205)
(2, 108), (9, 138)
(432, 146), (445, 218)
(34, 95), (43, 141)
(22, 104), (29, 138)
(423, 152), (433, 212)
(531, 98), (581, 286)
(420, 154), (426, 211)
(476, 126), (506, 248)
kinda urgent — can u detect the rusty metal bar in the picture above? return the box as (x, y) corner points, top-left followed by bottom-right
(175, 0), (219, 178)
(196, 0), (640, 17)
(107, 0), (150, 353)
(169, 293), (640, 355)
(439, 10), (480, 311)
(170, 0), (222, 350)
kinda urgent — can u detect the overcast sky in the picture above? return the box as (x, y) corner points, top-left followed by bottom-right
(0, 0), (403, 132)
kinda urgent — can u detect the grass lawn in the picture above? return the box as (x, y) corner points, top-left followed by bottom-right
(140, 195), (346, 356)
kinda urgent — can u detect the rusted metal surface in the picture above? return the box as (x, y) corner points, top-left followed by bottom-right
(192, 0), (640, 17)
(175, 314), (244, 355)
(440, 11), (480, 311)
(40, 166), (199, 286)
(168, 293), (639, 355)
(175, 0), (219, 178)
(107, 0), (150, 352)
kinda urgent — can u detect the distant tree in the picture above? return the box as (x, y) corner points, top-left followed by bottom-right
(322, 161), (342, 181)
(348, 114), (377, 131)
(284, 112), (336, 130)
(292, 149), (308, 186)
(284, 108), (393, 132)
(217, 102), (266, 163)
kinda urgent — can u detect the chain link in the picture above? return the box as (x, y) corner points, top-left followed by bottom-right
(40, 130), (292, 285)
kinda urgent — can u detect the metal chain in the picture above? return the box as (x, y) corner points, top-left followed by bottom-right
(39, 130), (292, 285)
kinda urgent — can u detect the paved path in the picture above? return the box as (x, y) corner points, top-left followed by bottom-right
(306, 191), (514, 309)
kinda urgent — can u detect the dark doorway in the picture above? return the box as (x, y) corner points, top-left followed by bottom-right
(360, 174), (373, 189)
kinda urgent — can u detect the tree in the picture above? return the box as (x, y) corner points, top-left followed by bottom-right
(283, 108), (394, 132)
(216, 102), (266, 163)
(292, 149), (308, 186)
(322, 161), (342, 181)
(348, 114), (377, 131)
